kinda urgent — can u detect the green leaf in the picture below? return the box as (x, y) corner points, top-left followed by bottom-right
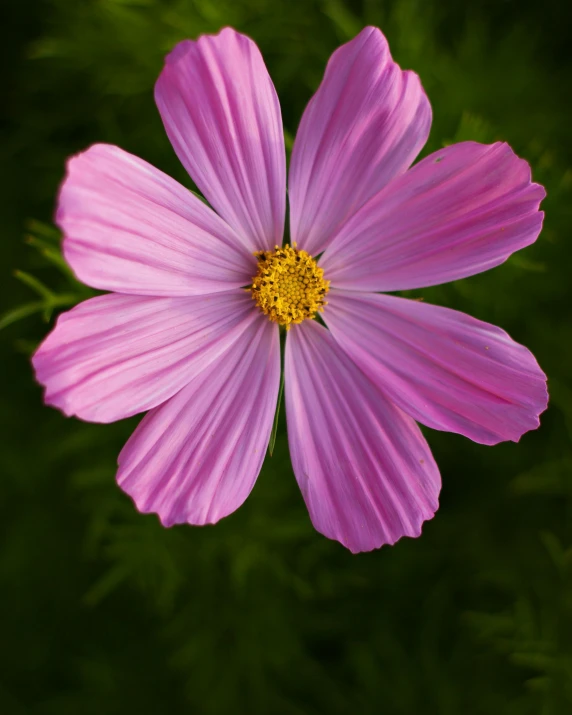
(14, 270), (54, 300)
(0, 301), (47, 330)
(25, 219), (61, 242)
(24, 234), (76, 279)
(0, 293), (79, 331)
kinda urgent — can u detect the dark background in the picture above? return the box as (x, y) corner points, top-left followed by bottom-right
(2, 0), (572, 713)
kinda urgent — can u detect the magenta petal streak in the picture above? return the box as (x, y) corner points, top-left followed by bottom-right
(285, 320), (441, 553)
(325, 292), (548, 445)
(32, 291), (260, 423)
(58, 144), (255, 296)
(118, 316), (280, 527)
(288, 26), (431, 256)
(155, 27), (286, 252)
(321, 141), (546, 291)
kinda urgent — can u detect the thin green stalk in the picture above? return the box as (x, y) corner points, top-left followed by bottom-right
(268, 331), (286, 457)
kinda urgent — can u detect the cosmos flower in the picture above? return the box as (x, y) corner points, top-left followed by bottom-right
(33, 26), (547, 552)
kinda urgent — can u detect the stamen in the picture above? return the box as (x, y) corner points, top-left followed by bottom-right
(249, 243), (330, 329)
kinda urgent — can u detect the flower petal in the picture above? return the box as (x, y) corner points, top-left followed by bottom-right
(324, 291), (548, 445)
(155, 28), (286, 252)
(59, 144), (255, 296)
(32, 290), (259, 423)
(320, 141), (546, 291)
(285, 320), (440, 553)
(288, 26), (431, 256)
(117, 316), (280, 526)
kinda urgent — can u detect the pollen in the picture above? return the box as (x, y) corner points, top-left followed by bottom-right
(250, 243), (330, 329)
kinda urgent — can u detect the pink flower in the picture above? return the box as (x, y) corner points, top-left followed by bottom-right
(33, 26), (547, 553)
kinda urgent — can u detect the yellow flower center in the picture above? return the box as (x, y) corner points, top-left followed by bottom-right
(250, 243), (330, 329)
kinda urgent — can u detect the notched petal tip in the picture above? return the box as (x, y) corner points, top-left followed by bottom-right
(55, 142), (254, 296)
(31, 291), (261, 425)
(154, 26), (286, 251)
(285, 320), (441, 554)
(54, 142), (107, 223)
(116, 316), (280, 529)
(160, 27), (247, 67)
(288, 23), (432, 256)
(332, 484), (440, 554)
(324, 291), (549, 448)
(122, 491), (230, 530)
(505, 369), (549, 446)
(321, 139), (547, 292)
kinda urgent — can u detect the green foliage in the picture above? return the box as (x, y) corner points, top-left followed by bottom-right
(1, 0), (572, 713)
(0, 221), (91, 335)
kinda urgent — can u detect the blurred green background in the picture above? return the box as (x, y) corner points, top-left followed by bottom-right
(2, 0), (572, 713)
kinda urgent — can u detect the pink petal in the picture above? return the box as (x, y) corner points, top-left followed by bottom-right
(321, 141), (546, 291)
(59, 144), (255, 296)
(288, 26), (431, 256)
(285, 320), (440, 553)
(117, 315), (280, 526)
(32, 290), (259, 423)
(155, 28), (286, 252)
(324, 291), (548, 445)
